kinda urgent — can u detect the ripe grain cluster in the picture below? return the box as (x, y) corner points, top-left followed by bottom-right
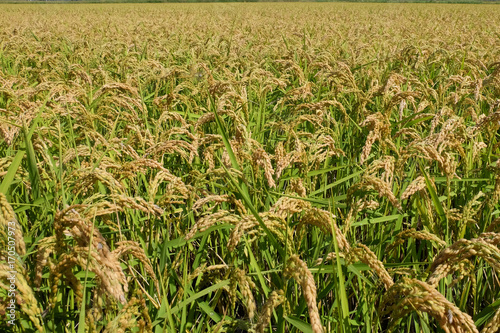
(1, 3), (500, 332)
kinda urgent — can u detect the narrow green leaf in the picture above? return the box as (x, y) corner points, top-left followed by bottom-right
(170, 280), (230, 315)
(218, 158), (285, 258)
(198, 301), (222, 323)
(212, 108), (248, 194)
(352, 214), (407, 227)
(78, 216), (97, 333)
(162, 224), (234, 250)
(245, 239), (271, 297)
(270, 191), (347, 208)
(0, 150), (25, 195)
(402, 115), (434, 128)
(330, 209), (351, 333)
(419, 165), (447, 225)
(285, 316), (314, 333)
(474, 298), (500, 327)
(306, 164), (351, 177)
(309, 170), (363, 196)
(23, 120), (41, 200)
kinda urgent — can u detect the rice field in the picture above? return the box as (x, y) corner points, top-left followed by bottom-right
(1, 2), (500, 332)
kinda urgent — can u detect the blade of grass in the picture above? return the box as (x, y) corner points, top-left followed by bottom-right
(23, 115), (42, 200)
(212, 103), (249, 198)
(0, 150), (25, 195)
(419, 164), (448, 240)
(77, 214), (97, 333)
(330, 201), (351, 333)
(309, 170), (363, 196)
(217, 156), (285, 259)
(285, 316), (314, 333)
(474, 298), (500, 327)
(169, 280), (230, 315)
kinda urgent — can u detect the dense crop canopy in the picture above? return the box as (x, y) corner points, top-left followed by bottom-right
(0, 3), (500, 332)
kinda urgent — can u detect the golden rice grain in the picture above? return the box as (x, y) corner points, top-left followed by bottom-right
(113, 240), (160, 302)
(381, 278), (478, 333)
(284, 255), (323, 333)
(428, 236), (500, 287)
(349, 244), (393, 290)
(401, 176), (427, 201)
(255, 290), (285, 333)
(0, 263), (44, 332)
(229, 268), (257, 320)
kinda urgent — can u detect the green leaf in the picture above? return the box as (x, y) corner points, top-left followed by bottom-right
(352, 214), (407, 227)
(218, 158), (285, 258)
(330, 207), (351, 333)
(212, 107), (248, 194)
(23, 120), (41, 200)
(198, 301), (221, 323)
(170, 280), (230, 315)
(474, 298), (500, 327)
(162, 224), (234, 250)
(310, 170), (363, 196)
(0, 150), (25, 195)
(420, 165), (447, 225)
(285, 316), (314, 333)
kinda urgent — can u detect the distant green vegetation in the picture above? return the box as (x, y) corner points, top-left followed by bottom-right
(0, 0), (499, 3)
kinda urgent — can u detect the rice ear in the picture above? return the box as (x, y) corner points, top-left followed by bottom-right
(284, 255), (323, 333)
(381, 278), (478, 333)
